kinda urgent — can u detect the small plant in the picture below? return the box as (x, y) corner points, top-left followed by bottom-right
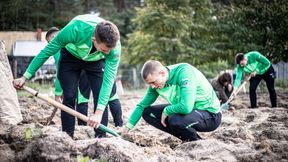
(77, 155), (90, 162)
(24, 127), (33, 140)
(95, 156), (109, 162)
(24, 127), (43, 141)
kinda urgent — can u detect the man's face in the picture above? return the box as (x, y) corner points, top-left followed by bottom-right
(145, 71), (166, 89)
(240, 58), (247, 67)
(92, 37), (113, 54)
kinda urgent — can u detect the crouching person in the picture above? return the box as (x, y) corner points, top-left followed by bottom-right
(123, 60), (222, 141)
(211, 72), (233, 104)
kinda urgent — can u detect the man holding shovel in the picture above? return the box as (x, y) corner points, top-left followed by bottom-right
(13, 14), (121, 138)
(45, 27), (123, 128)
(233, 51), (277, 108)
(123, 60), (222, 141)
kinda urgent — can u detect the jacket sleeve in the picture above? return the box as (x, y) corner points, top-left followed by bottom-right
(126, 87), (159, 129)
(24, 22), (77, 79)
(53, 51), (63, 96)
(95, 42), (121, 111)
(233, 65), (243, 90)
(255, 52), (271, 74)
(163, 67), (196, 116)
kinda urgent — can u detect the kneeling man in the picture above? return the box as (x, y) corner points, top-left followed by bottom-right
(125, 60), (222, 141)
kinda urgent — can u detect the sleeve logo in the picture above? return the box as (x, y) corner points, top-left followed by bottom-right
(181, 78), (189, 86)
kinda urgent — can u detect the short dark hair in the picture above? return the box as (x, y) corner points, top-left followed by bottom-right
(141, 60), (162, 80)
(94, 21), (120, 48)
(45, 27), (59, 41)
(235, 53), (244, 64)
(218, 72), (232, 85)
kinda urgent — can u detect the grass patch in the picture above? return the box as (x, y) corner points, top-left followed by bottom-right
(275, 79), (288, 90)
(17, 82), (54, 97)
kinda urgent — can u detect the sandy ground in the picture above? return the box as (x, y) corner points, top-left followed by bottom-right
(0, 89), (287, 162)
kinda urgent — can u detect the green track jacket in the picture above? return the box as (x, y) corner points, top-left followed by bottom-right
(233, 51), (270, 89)
(126, 63), (221, 130)
(53, 51), (62, 97)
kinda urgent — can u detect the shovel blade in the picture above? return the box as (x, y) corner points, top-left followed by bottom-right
(221, 103), (230, 110)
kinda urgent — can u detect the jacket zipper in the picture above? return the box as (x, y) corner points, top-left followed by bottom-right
(82, 45), (93, 60)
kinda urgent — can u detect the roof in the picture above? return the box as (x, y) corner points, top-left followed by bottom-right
(12, 40), (55, 65)
(12, 40), (47, 56)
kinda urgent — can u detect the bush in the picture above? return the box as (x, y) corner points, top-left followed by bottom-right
(197, 60), (230, 79)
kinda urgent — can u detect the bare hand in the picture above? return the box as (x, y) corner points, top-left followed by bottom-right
(116, 126), (129, 135)
(227, 84), (233, 92)
(251, 71), (257, 77)
(13, 76), (26, 89)
(55, 95), (63, 103)
(87, 110), (103, 128)
(161, 112), (167, 127)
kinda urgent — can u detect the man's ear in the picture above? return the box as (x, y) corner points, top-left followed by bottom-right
(92, 37), (96, 42)
(159, 70), (165, 76)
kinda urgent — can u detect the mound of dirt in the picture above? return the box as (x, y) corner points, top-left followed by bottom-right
(0, 90), (287, 161)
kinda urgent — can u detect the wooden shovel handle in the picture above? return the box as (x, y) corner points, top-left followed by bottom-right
(22, 86), (120, 137)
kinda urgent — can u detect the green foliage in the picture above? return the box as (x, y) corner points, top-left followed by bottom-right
(275, 79), (288, 89)
(127, 0), (192, 64)
(109, 8), (137, 46)
(0, 0), (84, 30)
(197, 60), (230, 79)
(0, 0), (138, 60)
(127, 0), (224, 66)
(214, 0), (288, 63)
(127, 0), (287, 67)
(1, 0), (287, 69)
(0, 0), (138, 34)
(186, 0), (222, 64)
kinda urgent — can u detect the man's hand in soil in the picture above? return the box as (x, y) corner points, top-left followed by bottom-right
(116, 126), (129, 135)
(87, 110), (103, 128)
(250, 71), (257, 77)
(13, 76), (26, 89)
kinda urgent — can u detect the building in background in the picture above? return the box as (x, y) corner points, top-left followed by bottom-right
(9, 40), (55, 79)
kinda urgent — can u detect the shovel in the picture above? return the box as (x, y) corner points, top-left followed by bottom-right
(221, 74), (252, 110)
(46, 107), (57, 125)
(46, 97), (62, 125)
(22, 86), (120, 137)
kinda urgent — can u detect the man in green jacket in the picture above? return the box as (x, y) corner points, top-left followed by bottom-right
(46, 27), (123, 127)
(124, 60), (222, 141)
(13, 14), (121, 138)
(234, 51), (277, 108)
